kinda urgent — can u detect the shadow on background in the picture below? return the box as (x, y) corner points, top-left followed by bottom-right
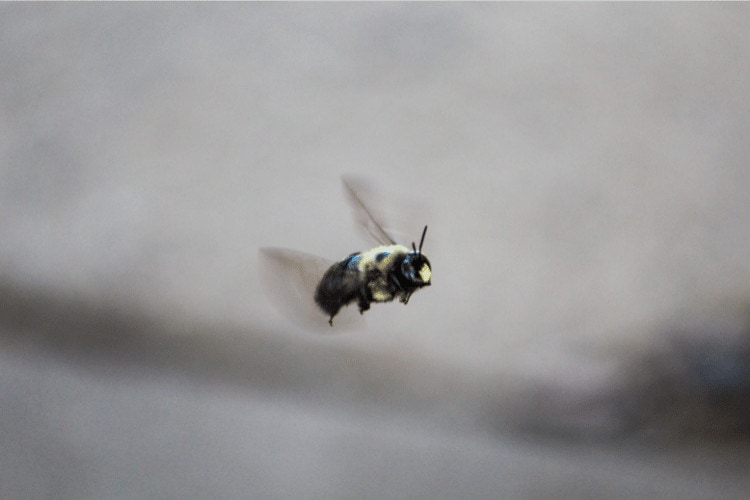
(3, 275), (749, 444)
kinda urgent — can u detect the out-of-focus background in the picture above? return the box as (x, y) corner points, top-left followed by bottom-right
(2, 3), (750, 498)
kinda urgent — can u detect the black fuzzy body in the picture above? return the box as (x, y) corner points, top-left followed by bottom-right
(314, 253), (365, 323)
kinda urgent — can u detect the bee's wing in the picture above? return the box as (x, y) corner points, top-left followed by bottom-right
(342, 175), (397, 246)
(258, 247), (363, 332)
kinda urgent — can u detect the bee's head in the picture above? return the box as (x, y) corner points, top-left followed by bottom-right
(401, 226), (431, 287)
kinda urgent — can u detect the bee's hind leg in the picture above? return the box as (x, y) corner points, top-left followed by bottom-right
(357, 287), (371, 315)
(358, 300), (371, 315)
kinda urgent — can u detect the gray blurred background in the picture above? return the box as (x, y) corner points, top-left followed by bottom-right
(2, 3), (750, 498)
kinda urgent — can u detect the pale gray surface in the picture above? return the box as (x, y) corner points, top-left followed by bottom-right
(2, 3), (750, 499)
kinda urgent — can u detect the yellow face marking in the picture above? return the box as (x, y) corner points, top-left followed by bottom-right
(419, 264), (431, 283)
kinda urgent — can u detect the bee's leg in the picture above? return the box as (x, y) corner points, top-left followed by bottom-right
(357, 286), (371, 314)
(390, 275), (411, 304)
(391, 275), (405, 292)
(327, 304), (342, 326)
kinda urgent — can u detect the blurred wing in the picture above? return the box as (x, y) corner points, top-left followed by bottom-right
(342, 175), (397, 246)
(258, 248), (363, 332)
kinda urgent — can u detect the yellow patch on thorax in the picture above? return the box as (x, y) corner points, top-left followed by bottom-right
(359, 245), (409, 273)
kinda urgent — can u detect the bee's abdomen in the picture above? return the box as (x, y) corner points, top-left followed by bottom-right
(314, 254), (362, 317)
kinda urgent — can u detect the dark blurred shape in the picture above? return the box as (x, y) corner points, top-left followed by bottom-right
(493, 305), (750, 443)
(612, 313), (750, 441)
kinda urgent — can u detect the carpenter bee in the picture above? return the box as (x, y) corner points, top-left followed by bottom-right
(260, 177), (432, 328)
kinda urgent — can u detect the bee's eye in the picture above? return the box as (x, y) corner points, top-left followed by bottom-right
(402, 261), (416, 280)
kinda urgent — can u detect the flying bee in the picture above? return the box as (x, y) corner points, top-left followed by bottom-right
(260, 177), (432, 328)
(314, 224), (431, 326)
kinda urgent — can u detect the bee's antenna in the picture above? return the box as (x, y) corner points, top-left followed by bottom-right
(418, 225), (428, 253)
